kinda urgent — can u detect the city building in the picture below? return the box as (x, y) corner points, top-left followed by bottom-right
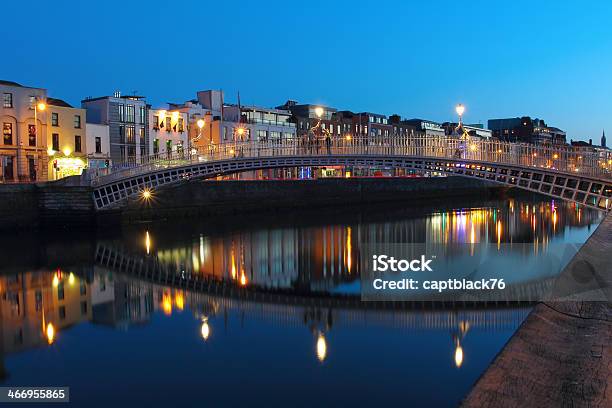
(46, 98), (87, 180)
(86, 123), (111, 171)
(277, 101), (338, 141)
(488, 117), (566, 144)
(224, 103), (296, 144)
(388, 115), (418, 137)
(358, 112), (393, 140)
(333, 111), (359, 139)
(569, 137), (611, 171)
(82, 92), (149, 165)
(402, 119), (446, 137)
(168, 99), (212, 150)
(441, 122), (493, 139)
(149, 108), (189, 156)
(170, 90), (232, 151)
(0, 80), (48, 182)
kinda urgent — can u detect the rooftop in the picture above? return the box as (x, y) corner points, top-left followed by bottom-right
(47, 97), (73, 108)
(0, 79), (45, 90)
(0, 79), (22, 87)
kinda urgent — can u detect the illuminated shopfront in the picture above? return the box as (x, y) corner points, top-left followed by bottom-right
(49, 155), (86, 180)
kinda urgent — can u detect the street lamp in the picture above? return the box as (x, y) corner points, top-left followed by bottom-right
(189, 118), (206, 156)
(33, 99), (46, 181)
(455, 104), (465, 126)
(315, 107), (324, 118)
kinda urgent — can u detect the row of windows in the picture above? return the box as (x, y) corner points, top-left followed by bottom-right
(119, 125), (145, 144)
(2, 93), (82, 128)
(50, 112), (81, 128)
(118, 104), (146, 124)
(369, 116), (388, 124)
(152, 116), (184, 132)
(51, 134), (82, 153)
(152, 139), (184, 154)
(2, 123), (37, 146)
(2, 122), (88, 152)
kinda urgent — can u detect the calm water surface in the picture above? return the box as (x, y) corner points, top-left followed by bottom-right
(0, 195), (604, 407)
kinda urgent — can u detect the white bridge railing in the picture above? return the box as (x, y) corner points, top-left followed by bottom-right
(91, 135), (612, 186)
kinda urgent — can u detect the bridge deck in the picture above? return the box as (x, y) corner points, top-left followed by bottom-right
(88, 137), (612, 211)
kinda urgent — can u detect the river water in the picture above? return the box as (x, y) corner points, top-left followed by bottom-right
(0, 194), (604, 407)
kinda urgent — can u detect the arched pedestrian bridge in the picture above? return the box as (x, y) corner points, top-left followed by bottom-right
(90, 136), (612, 211)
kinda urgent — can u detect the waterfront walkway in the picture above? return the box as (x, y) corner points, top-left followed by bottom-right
(462, 214), (611, 408)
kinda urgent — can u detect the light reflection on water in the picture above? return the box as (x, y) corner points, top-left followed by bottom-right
(0, 197), (604, 407)
(130, 198), (602, 292)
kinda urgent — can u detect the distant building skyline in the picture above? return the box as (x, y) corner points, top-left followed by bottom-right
(1, 78), (606, 144)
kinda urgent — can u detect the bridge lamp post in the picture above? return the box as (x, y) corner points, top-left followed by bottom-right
(235, 127), (246, 158)
(189, 118), (205, 157)
(455, 104), (465, 127)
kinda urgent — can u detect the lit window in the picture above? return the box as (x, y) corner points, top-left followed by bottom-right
(3, 123), (13, 145)
(3, 93), (13, 108)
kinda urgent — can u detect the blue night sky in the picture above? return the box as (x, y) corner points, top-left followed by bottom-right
(2, 0), (611, 142)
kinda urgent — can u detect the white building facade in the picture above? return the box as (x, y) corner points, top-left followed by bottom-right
(148, 108), (189, 156)
(86, 123), (111, 170)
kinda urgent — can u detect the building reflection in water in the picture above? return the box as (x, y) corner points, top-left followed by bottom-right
(0, 198), (604, 378)
(0, 269), (535, 375)
(126, 199), (603, 294)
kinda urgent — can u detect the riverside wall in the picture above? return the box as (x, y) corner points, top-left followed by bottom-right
(0, 176), (506, 230)
(462, 213), (611, 408)
(110, 176), (505, 224)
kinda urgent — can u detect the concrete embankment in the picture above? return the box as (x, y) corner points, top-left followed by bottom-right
(462, 213), (611, 408)
(0, 182), (94, 230)
(0, 176), (505, 230)
(112, 176), (505, 224)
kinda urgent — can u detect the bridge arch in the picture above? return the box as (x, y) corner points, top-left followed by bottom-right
(91, 138), (612, 211)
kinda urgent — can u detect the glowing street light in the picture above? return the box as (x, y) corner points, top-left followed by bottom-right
(141, 188), (153, 204)
(455, 104), (465, 125)
(315, 107), (324, 118)
(197, 119), (205, 129)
